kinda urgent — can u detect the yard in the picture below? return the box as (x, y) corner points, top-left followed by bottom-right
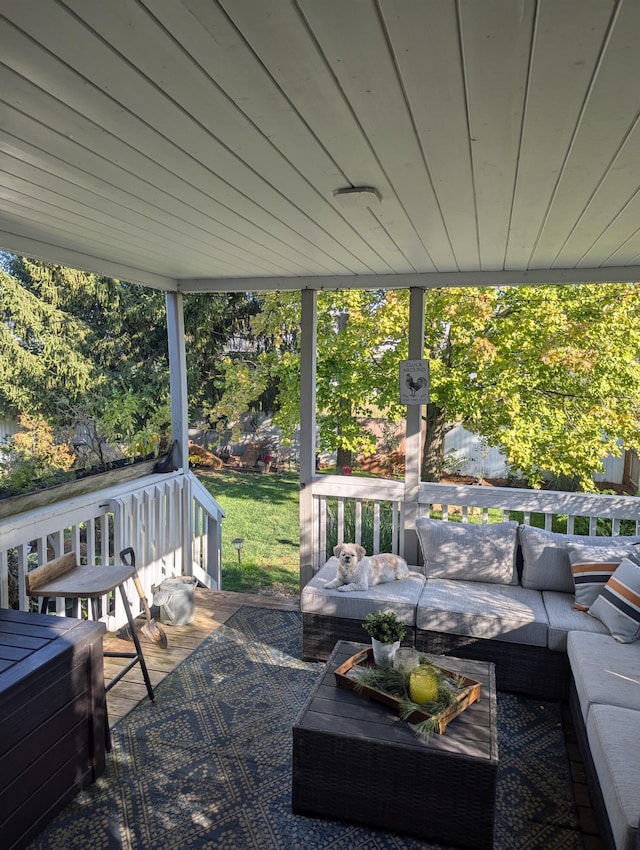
(197, 468), (301, 596)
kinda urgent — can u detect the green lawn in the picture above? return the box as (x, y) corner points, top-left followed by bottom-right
(196, 469), (301, 596)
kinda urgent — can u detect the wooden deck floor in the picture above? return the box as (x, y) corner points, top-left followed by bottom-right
(103, 588), (300, 724)
(103, 589), (604, 850)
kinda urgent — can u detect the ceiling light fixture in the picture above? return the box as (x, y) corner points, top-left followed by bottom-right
(332, 186), (382, 211)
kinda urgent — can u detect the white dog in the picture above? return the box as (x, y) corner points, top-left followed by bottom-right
(324, 543), (410, 592)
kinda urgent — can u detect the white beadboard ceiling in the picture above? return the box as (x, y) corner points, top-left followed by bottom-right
(1, 0), (640, 293)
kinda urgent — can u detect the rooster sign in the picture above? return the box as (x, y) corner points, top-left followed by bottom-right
(400, 359), (430, 405)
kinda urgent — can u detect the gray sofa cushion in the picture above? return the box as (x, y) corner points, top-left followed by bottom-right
(542, 590), (608, 652)
(416, 579), (548, 646)
(519, 526), (640, 593)
(416, 518), (519, 585)
(587, 704), (640, 850)
(567, 631), (640, 723)
(301, 557), (425, 625)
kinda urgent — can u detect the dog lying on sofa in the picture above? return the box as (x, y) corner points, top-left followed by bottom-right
(324, 543), (410, 592)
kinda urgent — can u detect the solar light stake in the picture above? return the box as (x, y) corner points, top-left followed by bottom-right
(232, 538), (244, 566)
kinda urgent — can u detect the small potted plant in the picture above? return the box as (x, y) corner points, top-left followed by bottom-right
(362, 611), (406, 666)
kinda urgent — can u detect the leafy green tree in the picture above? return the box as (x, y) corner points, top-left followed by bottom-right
(0, 266), (96, 414)
(213, 289), (409, 461)
(0, 413), (75, 494)
(183, 292), (263, 420)
(215, 283), (640, 491)
(0, 258), (173, 465)
(446, 284), (640, 489)
(0, 258), (266, 472)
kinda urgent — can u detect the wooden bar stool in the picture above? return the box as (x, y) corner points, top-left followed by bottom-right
(25, 553), (155, 750)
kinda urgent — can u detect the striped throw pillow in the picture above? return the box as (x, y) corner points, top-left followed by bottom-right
(588, 558), (640, 643)
(566, 543), (638, 611)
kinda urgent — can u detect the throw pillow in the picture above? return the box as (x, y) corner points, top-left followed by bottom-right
(588, 557), (640, 643)
(519, 526), (640, 593)
(566, 542), (639, 611)
(415, 517), (518, 585)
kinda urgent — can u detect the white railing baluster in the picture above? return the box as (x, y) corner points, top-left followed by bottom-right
(318, 495), (327, 566)
(337, 498), (345, 543)
(373, 502), (381, 553)
(0, 551), (7, 609)
(398, 501), (406, 558)
(17, 545), (28, 612)
(392, 502), (399, 553)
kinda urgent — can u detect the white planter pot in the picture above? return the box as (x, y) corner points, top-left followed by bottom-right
(371, 637), (400, 666)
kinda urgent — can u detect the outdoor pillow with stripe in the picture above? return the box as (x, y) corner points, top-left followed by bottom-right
(588, 557), (640, 643)
(566, 542), (640, 611)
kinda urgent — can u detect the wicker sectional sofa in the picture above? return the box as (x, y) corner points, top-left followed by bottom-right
(300, 517), (640, 850)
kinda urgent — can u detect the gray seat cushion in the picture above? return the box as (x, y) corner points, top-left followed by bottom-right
(543, 590), (609, 652)
(301, 557), (425, 625)
(567, 631), (640, 723)
(587, 704), (640, 850)
(416, 579), (549, 646)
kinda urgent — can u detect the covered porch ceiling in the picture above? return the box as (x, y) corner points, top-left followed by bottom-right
(1, 0), (640, 294)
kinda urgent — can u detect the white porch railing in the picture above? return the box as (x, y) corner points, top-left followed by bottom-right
(310, 474), (405, 568)
(0, 469), (224, 631)
(310, 475), (640, 570)
(417, 482), (640, 535)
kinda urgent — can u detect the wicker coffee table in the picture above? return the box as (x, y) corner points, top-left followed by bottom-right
(292, 641), (498, 849)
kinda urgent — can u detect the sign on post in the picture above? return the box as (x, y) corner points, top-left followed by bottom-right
(400, 359), (430, 405)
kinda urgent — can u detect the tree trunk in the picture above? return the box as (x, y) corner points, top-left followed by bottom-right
(421, 403), (447, 481)
(336, 445), (353, 472)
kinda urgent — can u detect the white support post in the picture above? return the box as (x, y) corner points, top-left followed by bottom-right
(166, 292), (189, 467)
(165, 291), (192, 576)
(299, 289), (317, 588)
(404, 287), (425, 564)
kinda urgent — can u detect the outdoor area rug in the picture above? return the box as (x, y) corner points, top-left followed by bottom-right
(28, 606), (582, 850)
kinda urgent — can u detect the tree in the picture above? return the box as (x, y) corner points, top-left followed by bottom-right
(183, 291), (263, 420)
(0, 259), (261, 471)
(213, 289), (409, 460)
(450, 284), (640, 489)
(0, 257), (173, 465)
(215, 283), (640, 491)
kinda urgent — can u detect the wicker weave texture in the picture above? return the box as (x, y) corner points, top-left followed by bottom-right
(415, 629), (570, 701)
(569, 681), (619, 850)
(302, 613), (415, 661)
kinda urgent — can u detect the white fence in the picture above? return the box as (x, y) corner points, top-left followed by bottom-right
(310, 475), (640, 569)
(0, 470), (224, 631)
(444, 424), (627, 484)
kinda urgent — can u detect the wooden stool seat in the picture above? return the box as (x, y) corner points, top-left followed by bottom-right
(26, 563), (137, 599)
(25, 553), (155, 750)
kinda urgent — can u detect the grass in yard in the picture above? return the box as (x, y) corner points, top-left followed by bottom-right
(196, 469), (300, 596)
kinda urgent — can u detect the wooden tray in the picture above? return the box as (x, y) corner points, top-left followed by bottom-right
(334, 648), (482, 734)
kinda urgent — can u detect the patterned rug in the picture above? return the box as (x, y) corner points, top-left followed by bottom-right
(28, 607), (582, 850)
